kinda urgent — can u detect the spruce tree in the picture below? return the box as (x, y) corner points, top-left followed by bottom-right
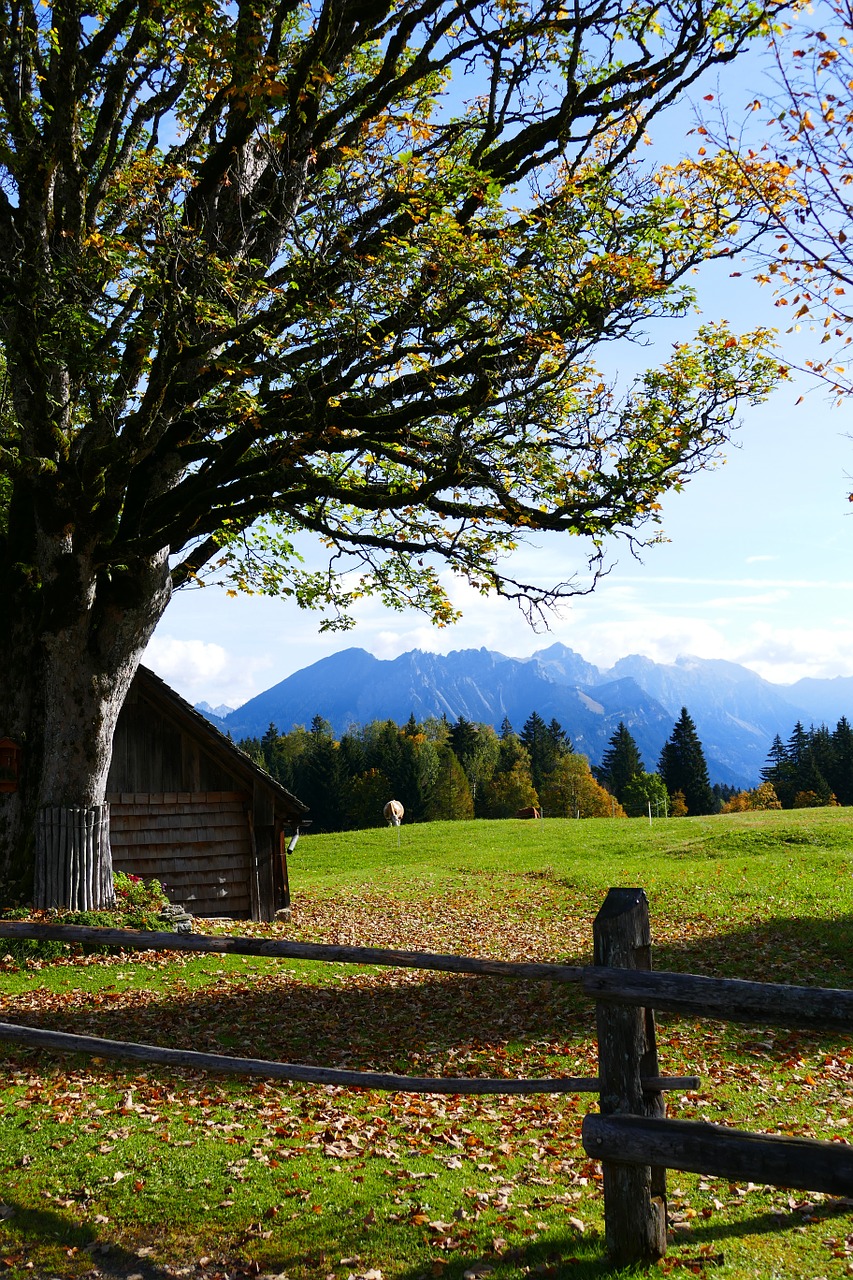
(598, 722), (644, 804)
(761, 734), (795, 808)
(296, 718), (350, 832)
(658, 707), (714, 815)
(429, 747), (474, 820)
(786, 722), (810, 771)
(784, 722), (831, 806)
(831, 717), (853, 806)
(521, 712), (570, 791)
(548, 719), (573, 756)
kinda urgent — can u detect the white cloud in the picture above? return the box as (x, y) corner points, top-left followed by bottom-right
(145, 636), (228, 683)
(733, 622), (853, 684)
(548, 610), (738, 670)
(143, 635), (273, 708)
(696, 589), (790, 611)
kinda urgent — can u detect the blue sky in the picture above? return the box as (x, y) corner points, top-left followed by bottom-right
(145, 30), (853, 710)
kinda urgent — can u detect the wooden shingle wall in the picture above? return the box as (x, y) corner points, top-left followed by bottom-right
(109, 791), (253, 918)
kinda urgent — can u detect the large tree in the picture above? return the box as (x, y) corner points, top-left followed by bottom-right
(0, 0), (784, 905)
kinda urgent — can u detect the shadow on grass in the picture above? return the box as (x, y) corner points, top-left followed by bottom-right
(2, 913), (852, 1077)
(0, 966), (598, 1074)
(652, 914), (853, 990)
(0, 1196), (637, 1280)
(2, 1188), (846, 1280)
(0, 1198), (174, 1280)
(254, 1201), (850, 1280)
(3, 913), (852, 1278)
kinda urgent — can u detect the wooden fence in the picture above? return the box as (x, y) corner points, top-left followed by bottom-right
(1, 886), (852, 1267)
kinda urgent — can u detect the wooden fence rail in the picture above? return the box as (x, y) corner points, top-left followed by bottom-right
(0, 920), (585, 983)
(582, 1113), (853, 1198)
(0, 1021), (695, 1095)
(1, 891), (851, 1269)
(583, 965), (853, 1030)
(2, 921), (851, 1029)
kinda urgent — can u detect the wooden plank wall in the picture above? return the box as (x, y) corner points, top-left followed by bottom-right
(109, 697), (237, 795)
(108, 792), (253, 918)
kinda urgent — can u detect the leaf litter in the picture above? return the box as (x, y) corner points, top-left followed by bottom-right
(0, 881), (851, 1278)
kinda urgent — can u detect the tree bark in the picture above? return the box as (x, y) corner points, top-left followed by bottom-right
(0, 513), (171, 906)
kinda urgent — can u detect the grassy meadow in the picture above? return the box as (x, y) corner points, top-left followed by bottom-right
(0, 806), (852, 1280)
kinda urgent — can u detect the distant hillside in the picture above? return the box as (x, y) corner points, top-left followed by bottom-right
(195, 644), (852, 788)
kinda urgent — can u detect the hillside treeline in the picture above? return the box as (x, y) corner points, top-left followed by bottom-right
(239, 707), (747, 831)
(239, 712), (622, 832)
(752, 718), (853, 810)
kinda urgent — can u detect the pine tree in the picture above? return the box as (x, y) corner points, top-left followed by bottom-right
(521, 711), (569, 792)
(262, 724), (296, 791)
(761, 734), (788, 781)
(831, 717), (853, 806)
(658, 707), (714, 816)
(449, 718), (499, 806)
(338, 731), (367, 781)
(402, 714), (421, 739)
(598, 722), (644, 804)
(786, 722), (810, 771)
(360, 720), (403, 795)
(711, 782), (739, 812)
(782, 722), (832, 806)
(548, 719), (573, 756)
(761, 734), (795, 808)
(295, 718), (350, 832)
(499, 716), (515, 741)
(428, 747), (474, 820)
(397, 732), (442, 823)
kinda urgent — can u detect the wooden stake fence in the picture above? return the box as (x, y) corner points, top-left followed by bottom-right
(1, 889), (852, 1268)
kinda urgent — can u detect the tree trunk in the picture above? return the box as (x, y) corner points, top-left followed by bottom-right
(0, 526), (171, 908)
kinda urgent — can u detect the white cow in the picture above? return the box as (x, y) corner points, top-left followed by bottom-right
(383, 799), (404, 827)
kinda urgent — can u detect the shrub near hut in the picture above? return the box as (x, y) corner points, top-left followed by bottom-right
(0, 872), (169, 963)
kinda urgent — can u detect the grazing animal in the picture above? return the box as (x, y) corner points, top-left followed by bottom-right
(515, 806), (541, 820)
(384, 799), (404, 827)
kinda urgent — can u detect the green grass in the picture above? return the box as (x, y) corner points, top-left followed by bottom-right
(1, 808), (852, 1279)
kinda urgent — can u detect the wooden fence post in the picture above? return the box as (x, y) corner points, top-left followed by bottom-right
(592, 887), (667, 1266)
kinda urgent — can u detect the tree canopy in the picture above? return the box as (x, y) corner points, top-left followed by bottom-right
(0, 0), (787, 903)
(0, 0), (786, 628)
(760, 715), (852, 807)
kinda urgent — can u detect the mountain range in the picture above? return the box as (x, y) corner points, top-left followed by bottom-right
(198, 645), (853, 788)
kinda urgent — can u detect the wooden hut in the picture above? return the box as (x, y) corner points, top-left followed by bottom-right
(106, 666), (307, 921)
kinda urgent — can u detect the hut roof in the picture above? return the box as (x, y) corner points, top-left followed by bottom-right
(132, 665), (308, 818)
